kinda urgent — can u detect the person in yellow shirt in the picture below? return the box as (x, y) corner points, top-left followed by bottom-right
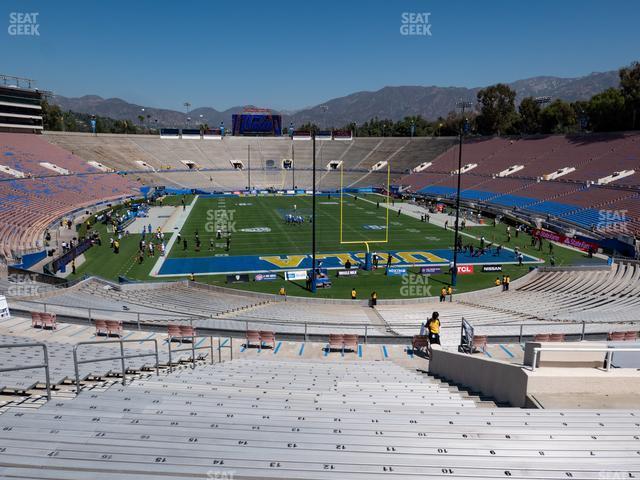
(427, 311), (441, 357)
(439, 287), (446, 302)
(279, 286), (286, 297)
(495, 277), (501, 287)
(351, 288), (357, 300)
(188, 272), (195, 281)
(447, 285), (453, 300)
(505, 275), (511, 291)
(370, 291), (377, 308)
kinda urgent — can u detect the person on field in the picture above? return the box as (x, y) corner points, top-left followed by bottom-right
(370, 291), (377, 308)
(351, 288), (357, 300)
(505, 275), (511, 291)
(439, 286), (447, 302)
(495, 276), (501, 287)
(447, 285), (453, 300)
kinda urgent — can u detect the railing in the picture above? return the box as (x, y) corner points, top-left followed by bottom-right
(530, 346), (640, 372)
(0, 342), (51, 400)
(467, 319), (638, 344)
(11, 298), (420, 339)
(72, 338), (159, 394)
(167, 335), (218, 372)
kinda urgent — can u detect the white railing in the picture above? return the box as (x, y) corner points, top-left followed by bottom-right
(530, 346), (640, 372)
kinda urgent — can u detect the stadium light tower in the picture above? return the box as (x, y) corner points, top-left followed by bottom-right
(311, 133), (317, 293)
(450, 100), (473, 290)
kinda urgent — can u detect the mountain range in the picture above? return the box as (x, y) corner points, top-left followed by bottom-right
(52, 70), (620, 128)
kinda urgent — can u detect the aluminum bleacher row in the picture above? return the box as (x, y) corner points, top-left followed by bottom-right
(1, 356), (639, 479)
(0, 133), (139, 260)
(400, 133), (640, 235)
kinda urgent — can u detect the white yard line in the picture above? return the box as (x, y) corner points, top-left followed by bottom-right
(149, 195), (199, 277)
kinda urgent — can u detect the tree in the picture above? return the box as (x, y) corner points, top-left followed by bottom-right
(587, 88), (628, 132)
(619, 61), (640, 129)
(475, 84), (517, 135)
(518, 97), (542, 134)
(540, 100), (577, 134)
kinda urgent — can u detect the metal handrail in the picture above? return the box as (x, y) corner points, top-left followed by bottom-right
(0, 342), (51, 400)
(167, 335), (216, 372)
(72, 338), (159, 394)
(530, 346), (640, 372)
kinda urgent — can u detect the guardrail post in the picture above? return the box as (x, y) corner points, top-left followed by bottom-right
(304, 323), (308, 342)
(364, 325), (368, 344)
(230, 338), (233, 361)
(519, 324), (524, 344)
(218, 337), (222, 363)
(73, 346), (81, 395)
(42, 344), (51, 400)
(245, 320), (249, 333)
(191, 336), (196, 369)
(88, 308), (92, 324)
(581, 321), (586, 341)
(210, 337), (214, 365)
(43, 303), (47, 313)
(168, 338), (173, 373)
(153, 340), (159, 376)
(606, 350), (612, 372)
(119, 340), (126, 385)
(531, 348), (538, 372)
(137, 313), (141, 330)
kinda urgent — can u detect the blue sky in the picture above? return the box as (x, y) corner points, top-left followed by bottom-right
(2, 0), (639, 111)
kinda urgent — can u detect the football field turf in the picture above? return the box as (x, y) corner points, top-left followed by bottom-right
(169, 193), (453, 258)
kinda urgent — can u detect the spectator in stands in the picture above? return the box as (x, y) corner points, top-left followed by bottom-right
(427, 312), (441, 358)
(439, 286), (446, 302)
(370, 291), (377, 307)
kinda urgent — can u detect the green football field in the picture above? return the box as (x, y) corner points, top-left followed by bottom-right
(169, 193), (453, 258)
(68, 194), (605, 299)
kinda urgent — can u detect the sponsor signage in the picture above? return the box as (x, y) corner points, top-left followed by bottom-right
(239, 227), (271, 233)
(482, 265), (503, 272)
(420, 266), (442, 274)
(386, 266), (408, 276)
(532, 229), (598, 252)
(285, 270), (307, 281)
(254, 273), (277, 282)
(457, 265), (474, 275)
(337, 269), (358, 277)
(226, 274), (250, 284)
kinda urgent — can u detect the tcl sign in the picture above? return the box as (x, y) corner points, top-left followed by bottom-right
(457, 265), (474, 275)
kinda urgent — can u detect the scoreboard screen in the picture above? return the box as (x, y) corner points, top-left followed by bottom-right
(232, 113), (282, 136)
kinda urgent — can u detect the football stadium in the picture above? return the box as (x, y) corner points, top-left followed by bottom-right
(1, 1), (640, 478)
